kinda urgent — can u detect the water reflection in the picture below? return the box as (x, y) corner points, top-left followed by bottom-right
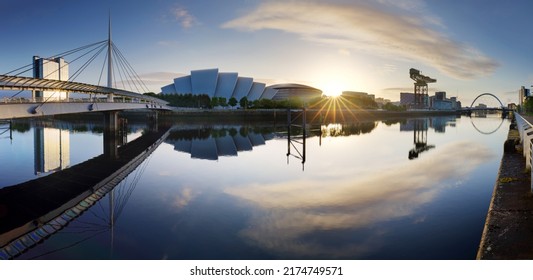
(34, 127), (70, 174)
(320, 122), (377, 137)
(0, 118), (170, 259)
(166, 126), (275, 160)
(470, 116), (506, 135)
(225, 141), (494, 258)
(399, 116), (458, 159)
(164, 122), (380, 165)
(0, 114), (510, 259)
(404, 119), (435, 160)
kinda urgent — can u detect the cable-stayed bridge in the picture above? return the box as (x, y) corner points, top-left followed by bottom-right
(0, 74), (169, 119)
(0, 23), (170, 120)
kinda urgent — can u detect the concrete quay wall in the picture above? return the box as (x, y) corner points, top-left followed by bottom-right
(477, 115), (533, 259)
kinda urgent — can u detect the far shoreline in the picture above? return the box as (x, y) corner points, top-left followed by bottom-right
(156, 108), (462, 124)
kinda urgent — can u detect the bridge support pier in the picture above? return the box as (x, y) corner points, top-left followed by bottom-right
(148, 111), (158, 132)
(103, 111), (119, 159)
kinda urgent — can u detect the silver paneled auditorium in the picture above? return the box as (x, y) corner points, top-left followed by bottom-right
(161, 68), (322, 102)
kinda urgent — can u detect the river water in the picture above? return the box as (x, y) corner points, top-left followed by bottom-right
(0, 113), (510, 259)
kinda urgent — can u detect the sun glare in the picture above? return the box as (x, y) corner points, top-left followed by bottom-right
(321, 83), (343, 97)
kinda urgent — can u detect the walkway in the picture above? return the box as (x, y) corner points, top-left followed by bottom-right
(477, 115), (533, 259)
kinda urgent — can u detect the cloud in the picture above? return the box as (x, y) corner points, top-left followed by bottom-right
(171, 7), (197, 29)
(222, 1), (498, 80)
(225, 141), (494, 257)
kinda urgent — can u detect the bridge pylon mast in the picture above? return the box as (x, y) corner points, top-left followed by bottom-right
(107, 14), (114, 102)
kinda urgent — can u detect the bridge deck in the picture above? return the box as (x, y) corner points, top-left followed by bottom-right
(0, 101), (170, 119)
(0, 75), (166, 104)
(0, 74), (171, 119)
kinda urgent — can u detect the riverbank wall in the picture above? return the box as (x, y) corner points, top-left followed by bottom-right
(155, 108), (459, 124)
(477, 115), (533, 259)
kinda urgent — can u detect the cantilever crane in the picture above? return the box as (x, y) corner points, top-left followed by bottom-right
(409, 68), (436, 109)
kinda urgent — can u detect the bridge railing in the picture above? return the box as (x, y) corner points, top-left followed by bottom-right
(2, 96), (155, 104)
(514, 112), (533, 192)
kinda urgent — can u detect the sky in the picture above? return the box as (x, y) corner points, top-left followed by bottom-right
(2, 0), (533, 106)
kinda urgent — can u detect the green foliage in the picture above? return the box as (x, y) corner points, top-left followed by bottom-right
(382, 102), (406, 111)
(210, 97), (219, 108)
(250, 97), (310, 109)
(156, 93), (211, 108)
(10, 122), (30, 133)
(524, 97), (533, 113)
(252, 98), (276, 109)
(218, 97), (227, 107)
(228, 97), (238, 107)
(341, 95), (378, 109)
(239, 97), (248, 109)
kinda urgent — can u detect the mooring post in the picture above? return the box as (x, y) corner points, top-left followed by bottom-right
(287, 108), (291, 158)
(302, 107), (306, 167)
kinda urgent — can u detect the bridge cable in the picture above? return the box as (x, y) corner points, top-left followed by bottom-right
(112, 42), (150, 93)
(69, 44), (107, 82)
(111, 44), (141, 93)
(3, 39), (156, 102)
(3, 40), (107, 76)
(114, 47), (139, 92)
(97, 51), (109, 87)
(111, 47), (129, 91)
(8, 41), (108, 98)
(28, 43), (108, 107)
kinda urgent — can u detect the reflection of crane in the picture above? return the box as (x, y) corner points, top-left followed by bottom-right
(410, 68), (436, 109)
(408, 119), (435, 159)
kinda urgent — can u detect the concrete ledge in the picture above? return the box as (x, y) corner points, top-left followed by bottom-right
(477, 118), (533, 259)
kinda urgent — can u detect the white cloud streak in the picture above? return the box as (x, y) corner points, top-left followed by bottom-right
(222, 0), (498, 80)
(171, 7), (197, 29)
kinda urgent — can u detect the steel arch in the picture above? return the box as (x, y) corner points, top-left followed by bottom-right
(470, 93), (504, 109)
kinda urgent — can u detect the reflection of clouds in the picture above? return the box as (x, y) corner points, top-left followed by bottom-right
(225, 141), (493, 258)
(172, 187), (198, 210)
(158, 171), (173, 176)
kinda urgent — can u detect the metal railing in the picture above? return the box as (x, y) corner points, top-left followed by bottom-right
(514, 112), (533, 192)
(2, 96), (154, 104)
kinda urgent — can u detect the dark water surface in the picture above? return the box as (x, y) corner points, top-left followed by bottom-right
(0, 114), (510, 259)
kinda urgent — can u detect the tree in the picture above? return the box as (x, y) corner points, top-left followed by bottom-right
(382, 102), (405, 111)
(218, 97), (228, 107)
(210, 97), (219, 108)
(228, 97), (238, 107)
(239, 97), (248, 109)
(524, 97), (533, 113)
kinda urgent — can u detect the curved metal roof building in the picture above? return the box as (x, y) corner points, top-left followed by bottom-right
(161, 69), (323, 102)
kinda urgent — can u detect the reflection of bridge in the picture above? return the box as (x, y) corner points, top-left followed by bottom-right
(0, 124), (170, 259)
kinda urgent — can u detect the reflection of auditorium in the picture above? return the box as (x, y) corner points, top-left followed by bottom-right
(166, 126), (275, 160)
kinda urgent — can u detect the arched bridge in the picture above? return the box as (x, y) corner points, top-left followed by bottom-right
(460, 93), (511, 118)
(0, 75), (170, 119)
(469, 93), (505, 109)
